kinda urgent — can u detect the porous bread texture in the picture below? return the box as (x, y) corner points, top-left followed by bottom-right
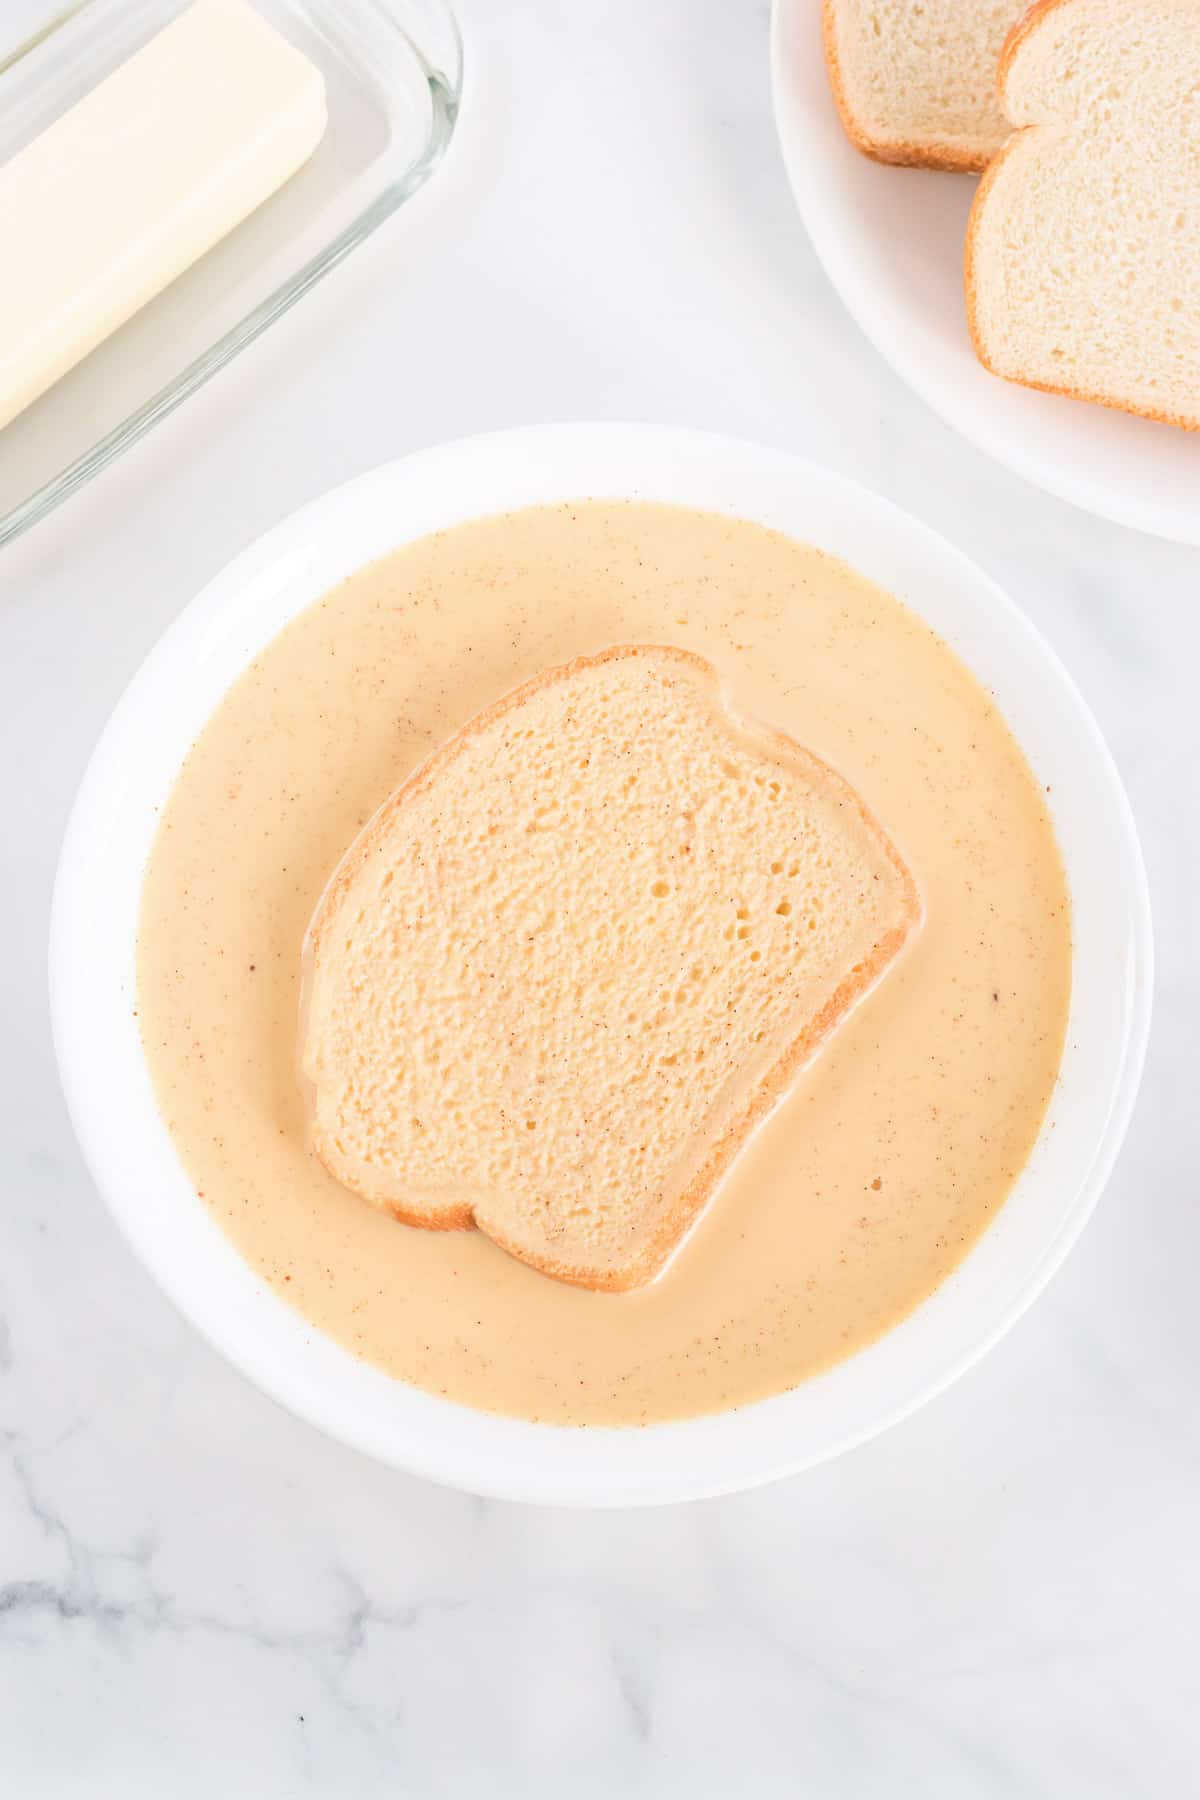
(823, 0), (1026, 170)
(301, 647), (921, 1293)
(966, 0), (1200, 428)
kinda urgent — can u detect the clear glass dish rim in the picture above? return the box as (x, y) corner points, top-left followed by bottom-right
(0, 0), (463, 552)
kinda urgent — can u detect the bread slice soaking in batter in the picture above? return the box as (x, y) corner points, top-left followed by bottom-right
(300, 646), (921, 1292)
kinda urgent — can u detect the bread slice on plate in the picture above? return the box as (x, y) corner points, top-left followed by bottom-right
(966, 0), (1200, 429)
(822, 0), (1027, 171)
(301, 646), (921, 1292)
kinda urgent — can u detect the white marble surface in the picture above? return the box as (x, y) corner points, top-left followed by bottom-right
(2, 0), (1199, 1792)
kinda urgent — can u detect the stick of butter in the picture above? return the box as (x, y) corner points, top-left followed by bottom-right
(0, 0), (327, 432)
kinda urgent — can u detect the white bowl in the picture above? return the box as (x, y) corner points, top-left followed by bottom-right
(771, 0), (1200, 545)
(50, 424), (1152, 1506)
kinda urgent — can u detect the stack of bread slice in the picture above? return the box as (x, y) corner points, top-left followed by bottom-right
(823, 0), (1200, 429)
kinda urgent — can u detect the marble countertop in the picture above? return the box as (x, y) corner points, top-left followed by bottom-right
(2, 0), (1198, 1792)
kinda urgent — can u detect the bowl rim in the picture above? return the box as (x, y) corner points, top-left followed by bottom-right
(49, 422), (1154, 1506)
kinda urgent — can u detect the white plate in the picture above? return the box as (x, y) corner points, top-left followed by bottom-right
(771, 0), (1200, 544)
(50, 424), (1152, 1506)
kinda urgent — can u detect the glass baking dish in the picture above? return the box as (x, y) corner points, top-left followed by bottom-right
(0, 0), (461, 549)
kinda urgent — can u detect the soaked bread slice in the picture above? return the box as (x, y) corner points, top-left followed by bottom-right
(823, 0), (1026, 171)
(966, 0), (1200, 428)
(301, 647), (921, 1291)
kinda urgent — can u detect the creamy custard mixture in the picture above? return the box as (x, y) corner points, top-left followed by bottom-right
(138, 503), (1071, 1426)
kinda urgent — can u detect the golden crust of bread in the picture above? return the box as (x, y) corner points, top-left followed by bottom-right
(303, 645), (921, 1292)
(964, 0), (1200, 432)
(996, 0), (1066, 86)
(821, 0), (999, 173)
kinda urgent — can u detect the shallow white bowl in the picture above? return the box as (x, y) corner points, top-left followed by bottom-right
(771, 0), (1200, 545)
(50, 424), (1152, 1506)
